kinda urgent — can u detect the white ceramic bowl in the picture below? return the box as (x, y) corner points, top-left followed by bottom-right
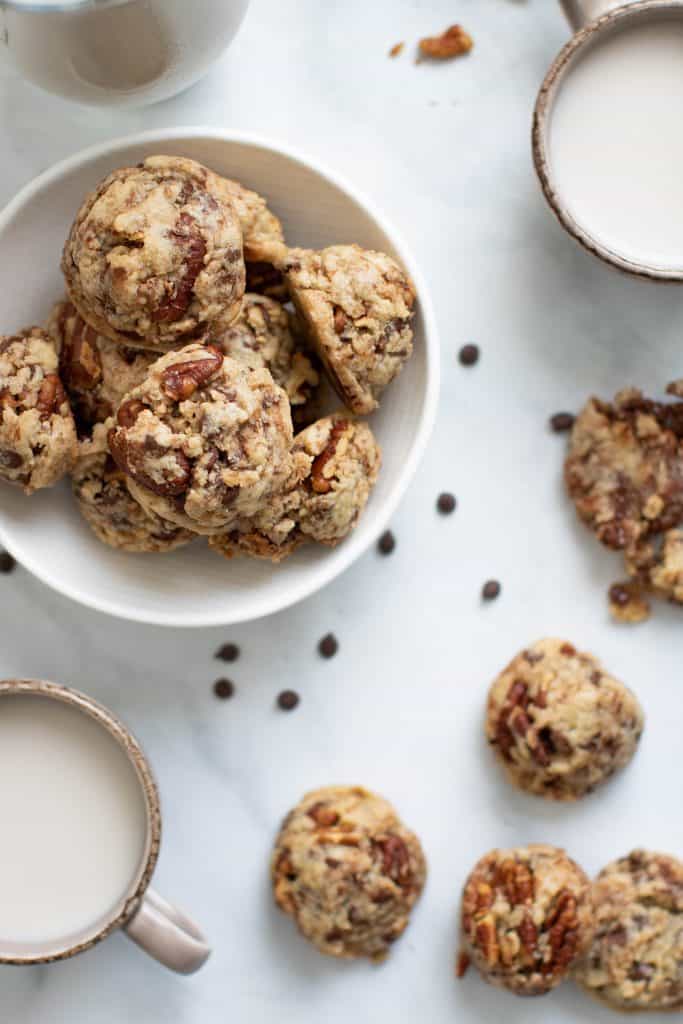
(0, 129), (439, 627)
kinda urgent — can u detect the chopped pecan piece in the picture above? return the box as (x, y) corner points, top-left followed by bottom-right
(36, 374), (67, 418)
(310, 419), (348, 494)
(161, 346), (223, 401)
(419, 24), (473, 60)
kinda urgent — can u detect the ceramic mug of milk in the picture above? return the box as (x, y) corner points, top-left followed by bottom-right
(0, 679), (210, 972)
(533, 0), (683, 280)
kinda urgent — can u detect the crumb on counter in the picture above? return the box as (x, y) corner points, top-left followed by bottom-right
(419, 25), (473, 61)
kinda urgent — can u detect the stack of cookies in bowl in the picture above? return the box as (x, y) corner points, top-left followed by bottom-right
(0, 155), (417, 564)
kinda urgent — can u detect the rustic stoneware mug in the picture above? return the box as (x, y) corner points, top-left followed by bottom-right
(533, 0), (683, 281)
(0, 679), (210, 973)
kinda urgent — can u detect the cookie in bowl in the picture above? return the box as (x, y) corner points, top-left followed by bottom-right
(108, 342), (295, 535)
(0, 327), (77, 493)
(62, 156), (245, 352)
(280, 244), (416, 414)
(272, 785), (426, 961)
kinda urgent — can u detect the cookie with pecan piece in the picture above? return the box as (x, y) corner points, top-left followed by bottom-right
(575, 850), (683, 1011)
(460, 844), (593, 995)
(108, 342), (294, 535)
(280, 244), (416, 414)
(62, 155), (245, 352)
(486, 638), (643, 801)
(272, 785), (426, 961)
(0, 327), (77, 493)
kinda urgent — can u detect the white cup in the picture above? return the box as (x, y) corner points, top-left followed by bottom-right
(0, 0), (250, 107)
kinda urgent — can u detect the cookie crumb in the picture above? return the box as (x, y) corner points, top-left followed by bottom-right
(378, 530), (396, 555)
(215, 642), (240, 662)
(0, 551), (16, 574)
(437, 492), (457, 515)
(213, 678), (235, 700)
(319, 633), (339, 659)
(419, 24), (473, 60)
(456, 951), (470, 978)
(549, 411), (575, 433)
(482, 579), (501, 601)
(609, 581), (650, 623)
(388, 42), (404, 58)
(277, 689), (300, 711)
(458, 344), (479, 367)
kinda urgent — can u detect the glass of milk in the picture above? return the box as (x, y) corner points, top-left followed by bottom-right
(0, 0), (250, 107)
(533, 0), (683, 280)
(0, 678), (210, 972)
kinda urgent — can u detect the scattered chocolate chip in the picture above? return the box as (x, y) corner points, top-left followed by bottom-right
(0, 551), (15, 574)
(213, 678), (235, 700)
(608, 583), (631, 608)
(437, 492), (456, 515)
(482, 579), (501, 601)
(215, 642), (239, 662)
(458, 344), (479, 366)
(549, 412), (575, 433)
(378, 530), (396, 555)
(319, 633), (339, 659)
(277, 689), (300, 711)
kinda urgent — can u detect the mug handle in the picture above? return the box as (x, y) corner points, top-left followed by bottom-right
(560, 0), (629, 30)
(124, 889), (211, 974)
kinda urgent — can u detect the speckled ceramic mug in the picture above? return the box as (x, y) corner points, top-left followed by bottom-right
(533, 0), (683, 281)
(0, 680), (210, 973)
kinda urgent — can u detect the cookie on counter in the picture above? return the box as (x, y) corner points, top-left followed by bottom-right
(72, 450), (193, 554)
(460, 844), (593, 995)
(485, 638), (643, 801)
(62, 156), (245, 352)
(209, 414), (381, 562)
(0, 327), (77, 493)
(108, 343), (294, 535)
(565, 387), (683, 551)
(280, 244), (416, 414)
(48, 299), (158, 435)
(271, 785), (426, 961)
(215, 293), (319, 414)
(574, 850), (683, 1012)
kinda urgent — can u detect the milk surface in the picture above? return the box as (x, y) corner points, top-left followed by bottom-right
(0, 696), (148, 944)
(550, 18), (683, 268)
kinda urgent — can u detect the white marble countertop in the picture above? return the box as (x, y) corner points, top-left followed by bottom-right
(2, 1), (683, 1021)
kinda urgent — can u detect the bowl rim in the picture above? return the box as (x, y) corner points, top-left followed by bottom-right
(0, 127), (440, 627)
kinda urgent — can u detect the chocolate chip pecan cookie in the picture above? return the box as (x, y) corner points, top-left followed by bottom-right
(486, 639), (644, 801)
(108, 342), (294, 534)
(62, 156), (245, 352)
(48, 300), (157, 435)
(72, 449), (193, 553)
(575, 850), (683, 1011)
(208, 415), (381, 562)
(0, 328), (77, 493)
(272, 785), (426, 961)
(460, 844), (593, 995)
(215, 293), (319, 411)
(565, 387), (683, 550)
(280, 245), (416, 414)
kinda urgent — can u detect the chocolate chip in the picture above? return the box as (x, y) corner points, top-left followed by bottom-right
(277, 689), (300, 711)
(437, 492), (456, 515)
(215, 642), (240, 662)
(213, 678), (235, 700)
(482, 579), (501, 600)
(608, 583), (631, 607)
(0, 551), (15, 574)
(458, 344), (479, 366)
(550, 412), (575, 433)
(378, 530), (396, 555)
(319, 633), (339, 659)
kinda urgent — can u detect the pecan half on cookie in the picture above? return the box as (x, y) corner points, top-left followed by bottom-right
(575, 850), (683, 1012)
(62, 155), (245, 352)
(460, 844), (594, 995)
(486, 638), (643, 801)
(280, 244), (416, 414)
(0, 327), (77, 493)
(271, 785), (426, 961)
(565, 387), (683, 551)
(108, 342), (294, 535)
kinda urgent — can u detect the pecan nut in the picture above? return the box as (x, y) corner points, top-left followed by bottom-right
(161, 346), (223, 401)
(310, 420), (348, 494)
(36, 374), (67, 418)
(108, 428), (191, 498)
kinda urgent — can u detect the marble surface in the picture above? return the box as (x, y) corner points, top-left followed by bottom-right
(1, 1), (683, 1021)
